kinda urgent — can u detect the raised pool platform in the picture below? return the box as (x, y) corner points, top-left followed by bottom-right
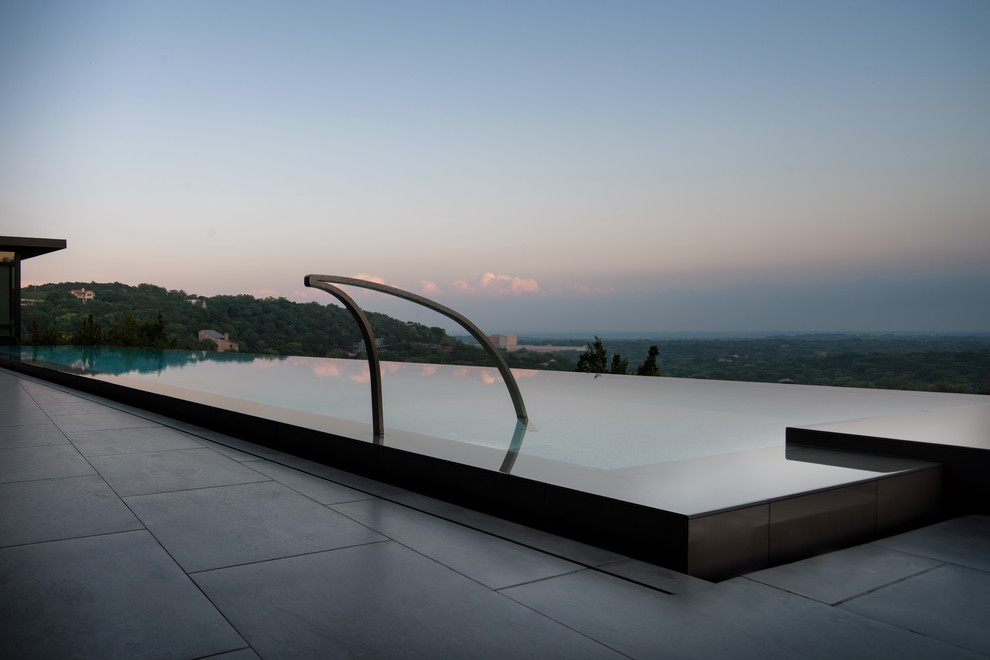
(3, 347), (987, 580)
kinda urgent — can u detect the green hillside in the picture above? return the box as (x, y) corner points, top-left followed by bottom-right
(19, 281), (989, 392)
(20, 281), (480, 364)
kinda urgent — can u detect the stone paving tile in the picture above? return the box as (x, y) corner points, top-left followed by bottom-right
(0, 444), (95, 483)
(0, 407), (51, 428)
(126, 480), (385, 572)
(0, 421), (67, 449)
(873, 515), (990, 572)
(0, 531), (246, 659)
(194, 541), (624, 659)
(88, 446), (269, 496)
(16, 381), (85, 403)
(597, 558), (715, 595)
(193, 436), (262, 461)
(0, 389), (39, 413)
(745, 542), (942, 605)
(49, 411), (161, 433)
(243, 459), (374, 504)
(501, 569), (984, 659)
(67, 425), (205, 457)
(0, 475), (143, 547)
(839, 563), (990, 656)
(334, 498), (582, 589)
(36, 397), (116, 416)
(392, 489), (628, 567)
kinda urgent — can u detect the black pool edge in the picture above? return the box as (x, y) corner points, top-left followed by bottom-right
(785, 427), (990, 516)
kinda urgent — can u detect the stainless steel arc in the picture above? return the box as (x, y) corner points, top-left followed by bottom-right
(304, 275), (529, 437)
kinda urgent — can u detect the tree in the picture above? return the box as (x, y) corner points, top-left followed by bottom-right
(576, 336), (609, 377)
(25, 320), (61, 346)
(609, 353), (628, 375)
(637, 345), (660, 376)
(106, 310), (176, 348)
(70, 314), (105, 345)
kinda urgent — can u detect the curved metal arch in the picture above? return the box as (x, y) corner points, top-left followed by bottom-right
(305, 280), (385, 438)
(305, 274), (529, 434)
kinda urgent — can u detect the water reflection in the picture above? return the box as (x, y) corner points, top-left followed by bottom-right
(16, 345), (285, 376)
(499, 420), (529, 474)
(0, 346), (532, 470)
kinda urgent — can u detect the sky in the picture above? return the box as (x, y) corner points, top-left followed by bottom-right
(2, 0), (989, 335)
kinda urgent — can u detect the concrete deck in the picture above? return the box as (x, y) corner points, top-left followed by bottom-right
(2, 366), (989, 658)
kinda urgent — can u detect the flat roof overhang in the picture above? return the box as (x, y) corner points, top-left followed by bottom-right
(0, 236), (67, 259)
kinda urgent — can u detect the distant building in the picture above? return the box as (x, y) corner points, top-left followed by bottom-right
(198, 329), (239, 352)
(489, 334), (517, 349)
(71, 287), (95, 303)
(426, 343), (454, 354)
(352, 337), (386, 353)
(187, 298), (207, 309)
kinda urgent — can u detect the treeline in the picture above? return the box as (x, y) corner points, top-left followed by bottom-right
(554, 334), (990, 394)
(19, 281), (574, 370)
(575, 336), (659, 377)
(19, 282), (990, 392)
(21, 282), (477, 364)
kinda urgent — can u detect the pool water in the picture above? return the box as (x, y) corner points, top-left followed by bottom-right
(2, 345), (978, 473)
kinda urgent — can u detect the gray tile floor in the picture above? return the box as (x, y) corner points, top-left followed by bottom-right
(2, 366), (989, 659)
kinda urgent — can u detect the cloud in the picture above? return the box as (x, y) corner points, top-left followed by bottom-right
(352, 273), (386, 285)
(288, 288), (324, 301)
(451, 272), (539, 296)
(250, 288), (281, 299)
(309, 362), (344, 378)
(420, 280), (442, 295)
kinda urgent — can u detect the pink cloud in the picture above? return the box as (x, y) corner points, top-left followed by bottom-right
(449, 272), (539, 296)
(310, 362), (344, 378)
(420, 280), (442, 295)
(250, 288), (281, 299)
(352, 273), (386, 285)
(349, 365), (371, 383)
(480, 369), (501, 384)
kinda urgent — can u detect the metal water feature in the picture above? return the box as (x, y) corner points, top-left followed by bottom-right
(304, 275), (529, 451)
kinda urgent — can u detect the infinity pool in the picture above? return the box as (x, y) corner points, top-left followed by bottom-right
(7, 345), (983, 578)
(2, 346), (976, 475)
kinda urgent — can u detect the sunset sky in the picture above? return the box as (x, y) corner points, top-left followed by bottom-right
(3, 1), (988, 334)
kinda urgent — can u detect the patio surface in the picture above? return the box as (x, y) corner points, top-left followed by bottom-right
(2, 366), (989, 658)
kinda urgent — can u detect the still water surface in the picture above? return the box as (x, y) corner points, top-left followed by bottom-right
(3, 346), (977, 473)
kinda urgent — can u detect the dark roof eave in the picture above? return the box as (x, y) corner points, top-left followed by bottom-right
(0, 236), (68, 259)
